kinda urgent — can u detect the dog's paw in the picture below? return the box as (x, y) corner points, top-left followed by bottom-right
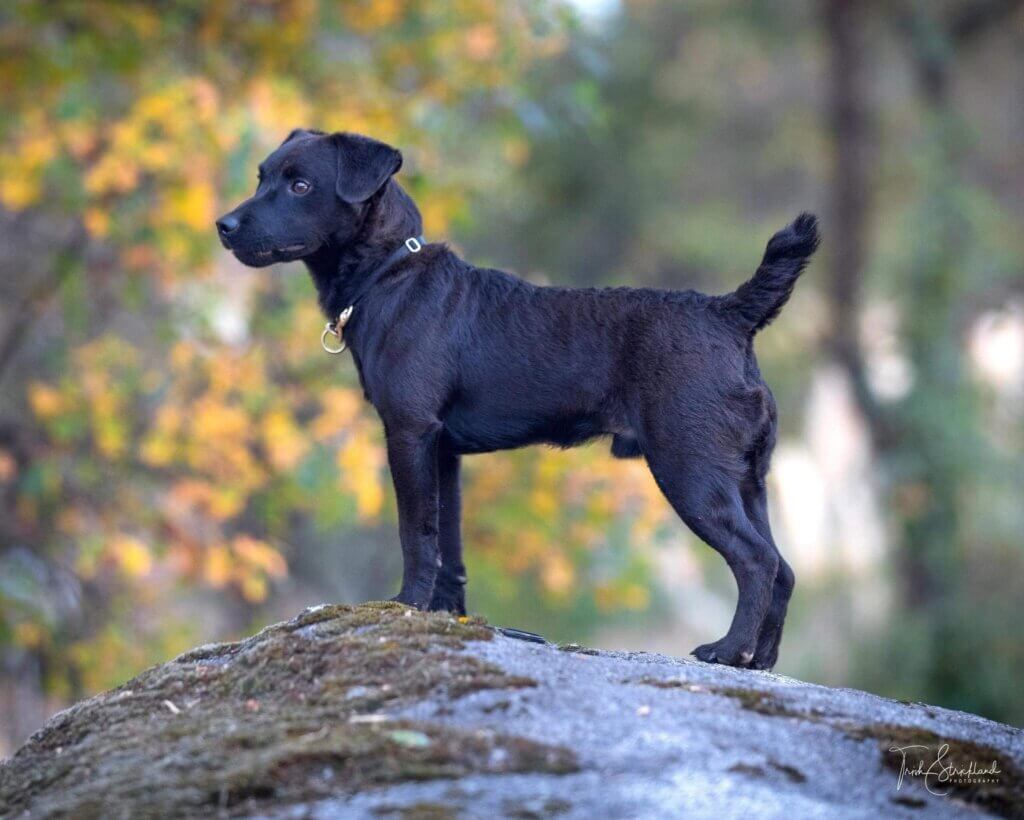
(692, 637), (755, 668)
(427, 592), (466, 615)
(749, 627), (781, 671)
(428, 570), (467, 615)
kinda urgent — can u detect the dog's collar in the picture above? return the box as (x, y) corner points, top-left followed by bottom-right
(321, 235), (427, 354)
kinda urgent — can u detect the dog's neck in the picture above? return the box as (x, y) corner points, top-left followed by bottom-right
(303, 180), (424, 320)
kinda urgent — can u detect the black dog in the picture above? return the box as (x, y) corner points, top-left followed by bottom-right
(217, 129), (819, 669)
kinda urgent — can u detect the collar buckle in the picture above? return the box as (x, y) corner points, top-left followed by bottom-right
(405, 236), (423, 253)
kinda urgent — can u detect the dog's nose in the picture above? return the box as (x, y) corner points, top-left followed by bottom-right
(216, 215), (240, 237)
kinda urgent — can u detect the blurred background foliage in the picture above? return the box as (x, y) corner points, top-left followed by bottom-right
(0, 0), (1022, 751)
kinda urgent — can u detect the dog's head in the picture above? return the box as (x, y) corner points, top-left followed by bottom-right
(216, 129), (403, 267)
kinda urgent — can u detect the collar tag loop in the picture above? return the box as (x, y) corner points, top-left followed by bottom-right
(321, 305), (354, 354)
(318, 237), (425, 354)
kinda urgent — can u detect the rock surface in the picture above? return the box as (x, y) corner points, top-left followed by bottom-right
(1, 603), (1022, 819)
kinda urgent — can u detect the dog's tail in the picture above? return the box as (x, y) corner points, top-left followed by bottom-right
(722, 213), (820, 334)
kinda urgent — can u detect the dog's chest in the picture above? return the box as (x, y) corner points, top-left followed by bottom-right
(346, 348), (375, 404)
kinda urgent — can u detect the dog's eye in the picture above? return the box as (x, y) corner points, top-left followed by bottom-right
(290, 179), (311, 195)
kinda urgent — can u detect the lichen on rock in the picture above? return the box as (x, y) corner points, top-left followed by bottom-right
(0, 603), (575, 818)
(637, 676), (1024, 816)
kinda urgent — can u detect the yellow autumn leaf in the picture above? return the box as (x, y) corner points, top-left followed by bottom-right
(621, 583), (650, 610)
(94, 414), (128, 458)
(240, 573), (267, 603)
(169, 341), (196, 372)
(14, 622), (47, 649)
(465, 24), (498, 61)
(0, 174), (42, 210)
(310, 388), (362, 441)
(167, 180), (216, 232)
(262, 408), (309, 470)
(84, 153), (139, 195)
(343, 0), (404, 32)
(110, 535), (153, 578)
(20, 132), (58, 166)
(28, 383), (63, 418)
(233, 535), (287, 579)
(353, 480), (384, 521)
(337, 430), (385, 519)
(541, 553), (574, 596)
(193, 398), (250, 441)
(203, 545), (232, 588)
(529, 487), (558, 519)
(83, 207), (111, 238)
(420, 197), (452, 236)
(208, 486), (245, 521)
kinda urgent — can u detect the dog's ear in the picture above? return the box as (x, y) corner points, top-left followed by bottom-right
(331, 132), (403, 204)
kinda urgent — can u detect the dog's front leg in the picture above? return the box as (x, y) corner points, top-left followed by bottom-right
(429, 448), (466, 614)
(386, 424), (441, 608)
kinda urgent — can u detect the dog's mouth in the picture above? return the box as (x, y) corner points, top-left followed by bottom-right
(229, 244), (310, 267)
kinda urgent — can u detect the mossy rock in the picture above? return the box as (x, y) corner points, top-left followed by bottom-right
(0, 604), (576, 819)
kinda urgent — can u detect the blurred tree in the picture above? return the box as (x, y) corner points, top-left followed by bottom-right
(824, 0), (1024, 721)
(460, 0), (1024, 724)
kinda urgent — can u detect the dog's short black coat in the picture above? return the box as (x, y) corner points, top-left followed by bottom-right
(217, 129), (820, 669)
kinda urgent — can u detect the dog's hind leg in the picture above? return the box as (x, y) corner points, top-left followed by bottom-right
(386, 422), (442, 609)
(646, 450), (777, 667)
(429, 446), (467, 614)
(742, 483), (794, 670)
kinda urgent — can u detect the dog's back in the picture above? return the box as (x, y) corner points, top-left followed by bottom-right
(434, 214), (819, 465)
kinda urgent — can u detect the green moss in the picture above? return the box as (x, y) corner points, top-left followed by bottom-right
(770, 761), (807, 784)
(727, 761), (806, 784)
(0, 604), (575, 819)
(638, 678), (813, 720)
(373, 801), (459, 819)
(706, 686), (810, 719)
(890, 794), (928, 809)
(727, 762), (768, 779)
(542, 797), (572, 814)
(845, 724), (1024, 818)
(503, 796), (573, 818)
